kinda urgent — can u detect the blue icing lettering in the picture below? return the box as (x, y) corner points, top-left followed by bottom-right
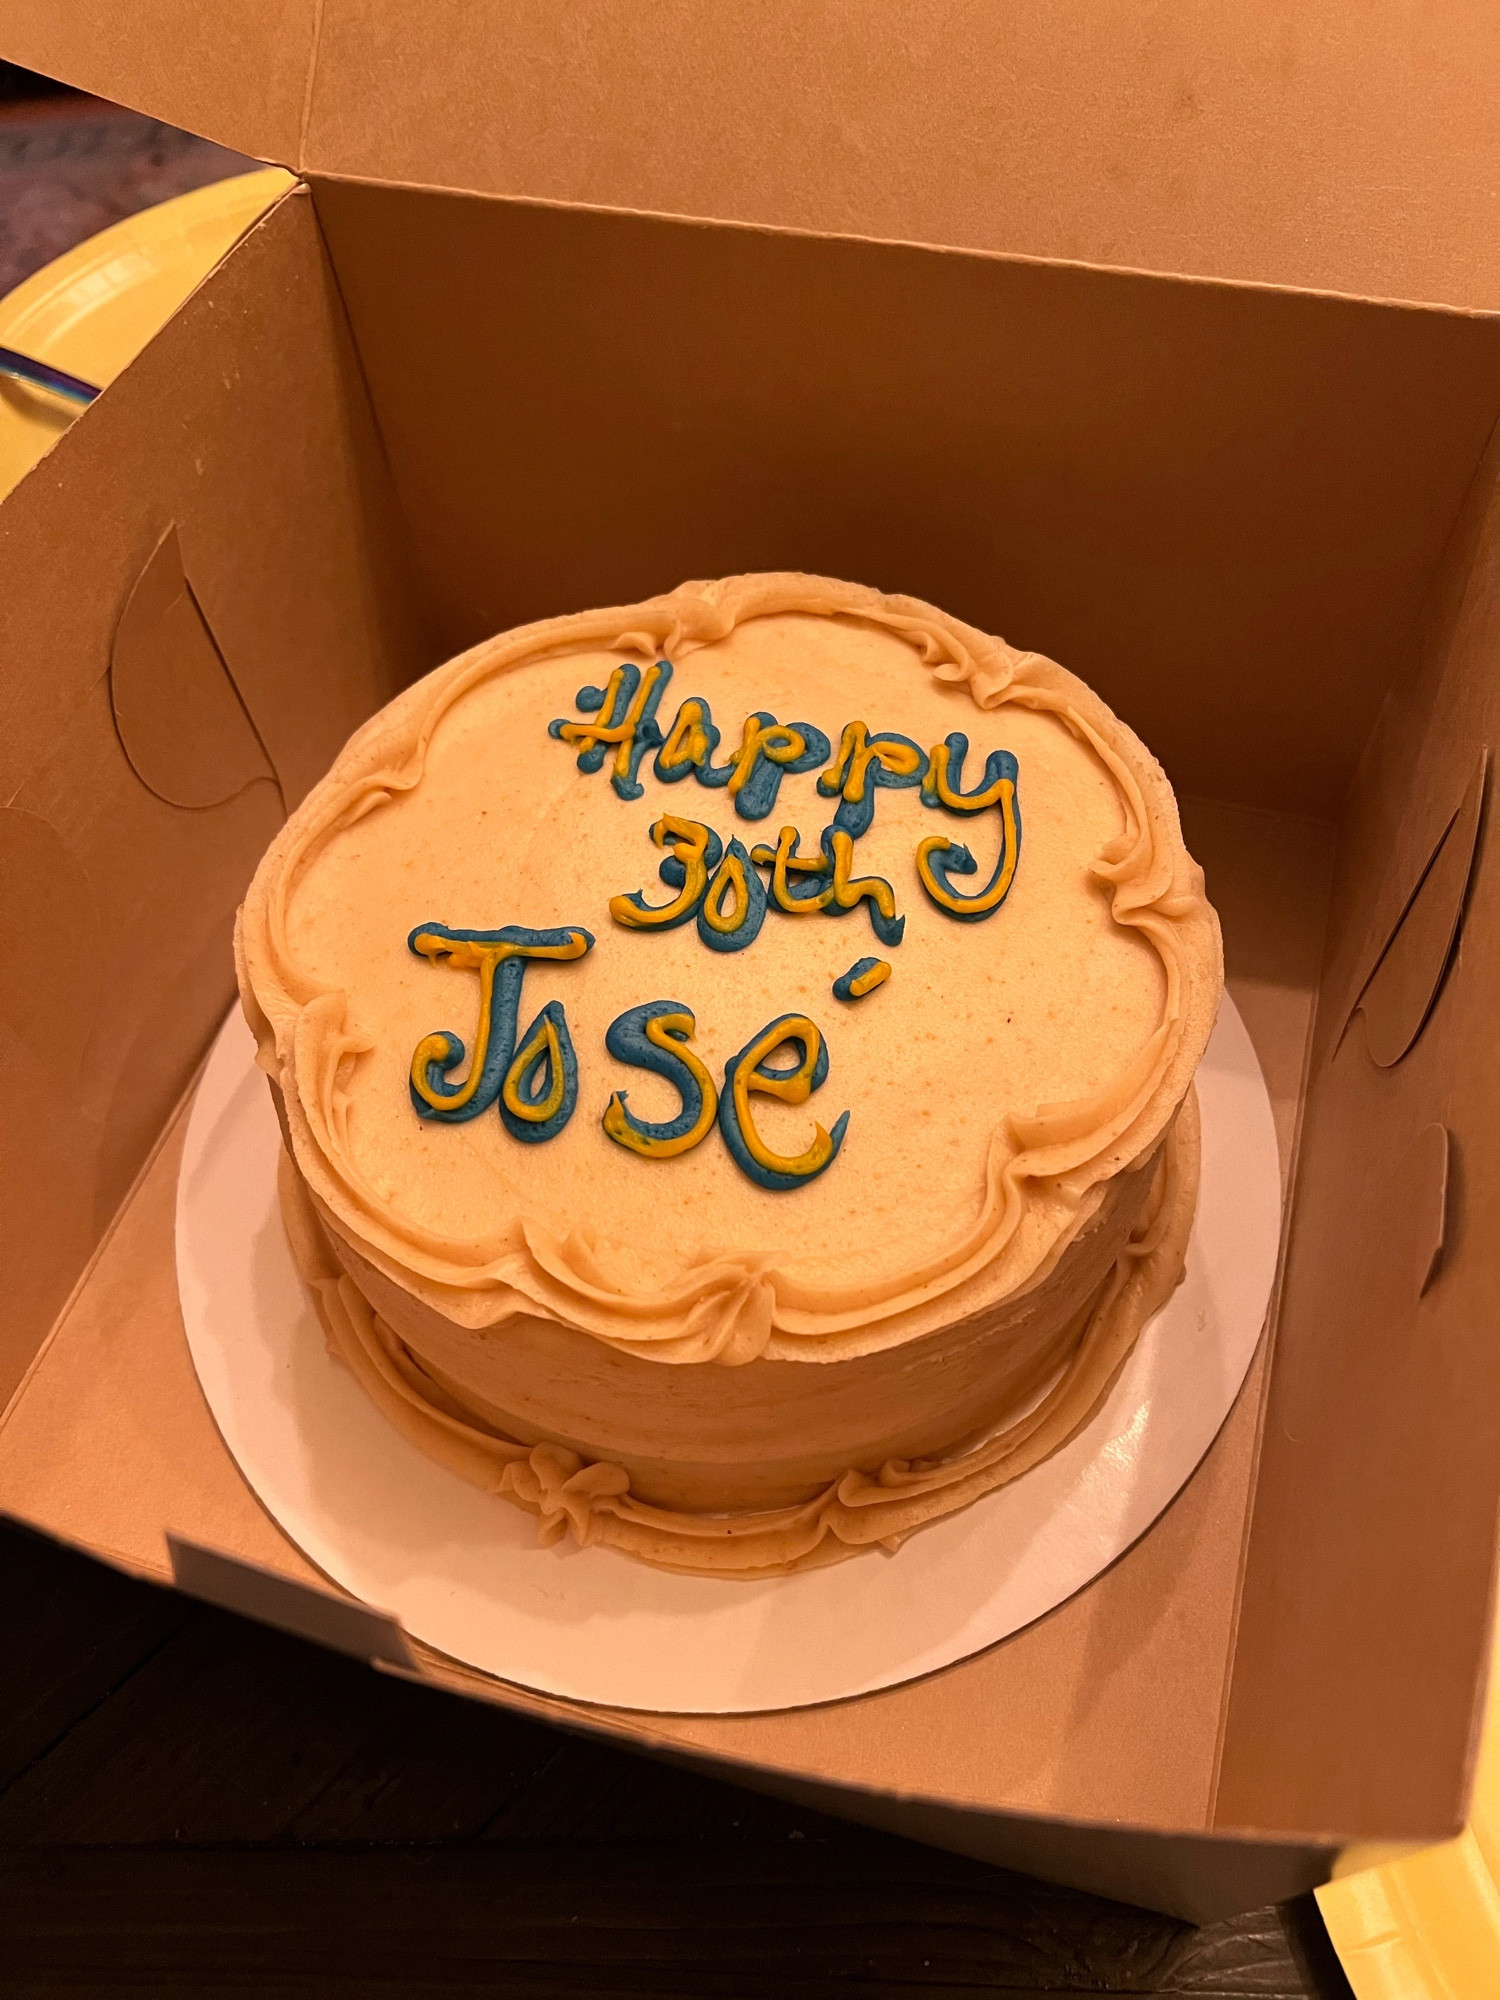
(500, 998), (580, 1144)
(921, 733), (1018, 815)
(722, 713), (831, 820)
(548, 659), (673, 800)
(610, 815), (723, 931)
(602, 1001), (719, 1158)
(697, 837), (768, 953)
(820, 828), (905, 946)
(917, 758), (1022, 921)
(750, 824), (834, 913)
(654, 695), (734, 788)
(407, 922), (592, 1135)
(719, 1013), (850, 1192)
(832, 956), (891, 1002)
(656, 702), (831, 819)
(748, 824), (904, 944)
(817, 721), (927, 838)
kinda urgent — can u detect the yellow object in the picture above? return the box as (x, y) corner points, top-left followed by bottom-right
(1319, 1648), (1500, 1996)
(0, 166), (294, 502)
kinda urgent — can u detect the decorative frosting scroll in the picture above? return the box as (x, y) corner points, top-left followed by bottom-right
(237, 573), (1221, 1372)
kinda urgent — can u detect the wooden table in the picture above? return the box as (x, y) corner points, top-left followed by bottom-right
(0, 1520), (1352, 1997)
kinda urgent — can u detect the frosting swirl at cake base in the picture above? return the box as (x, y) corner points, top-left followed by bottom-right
(278, 1094), (1197, 1579)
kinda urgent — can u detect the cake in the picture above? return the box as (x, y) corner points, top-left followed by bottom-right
(237, 573), (1222, 1577)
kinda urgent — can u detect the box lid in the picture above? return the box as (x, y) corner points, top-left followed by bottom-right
(5, 0), (1500, 313)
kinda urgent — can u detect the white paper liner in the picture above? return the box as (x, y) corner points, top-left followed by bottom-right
(176, 996), (1280, 1715)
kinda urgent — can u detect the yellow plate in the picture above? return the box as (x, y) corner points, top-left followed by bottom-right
(1318, 1624), (1500, 1993)
(0, 165), (295, 501)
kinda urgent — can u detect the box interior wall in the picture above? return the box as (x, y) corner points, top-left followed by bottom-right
(8, 0), (1500, 311)
(3, 172), (1500, 1907)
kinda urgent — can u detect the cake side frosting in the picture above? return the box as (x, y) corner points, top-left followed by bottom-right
(237, 573), (1221, 1375)
(278, 1097), (1197, 1575)
(310, 1139), (1162, 1512)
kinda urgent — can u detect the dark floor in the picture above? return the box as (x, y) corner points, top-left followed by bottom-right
(0, 58), (1359, 2000)
(0, 1521), (1353, 1998)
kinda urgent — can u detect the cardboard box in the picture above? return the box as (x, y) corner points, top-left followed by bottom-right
(4, 4), (1500, 1923)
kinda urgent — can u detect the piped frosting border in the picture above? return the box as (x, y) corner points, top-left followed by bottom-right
(279, 1100), (1198, 1578)
(237, 574), (1221, 1367)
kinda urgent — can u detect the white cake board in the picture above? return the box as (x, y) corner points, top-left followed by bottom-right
(176, 997), (1280, 1715)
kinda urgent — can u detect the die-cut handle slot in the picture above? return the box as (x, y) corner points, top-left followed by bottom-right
(1408, 1122), (1452, 1299)
(1342, 750), (1487, 1069)
(111, 522), (283, 812)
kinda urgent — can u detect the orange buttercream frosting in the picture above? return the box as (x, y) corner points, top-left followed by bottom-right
(237, 573), (1222, 1574)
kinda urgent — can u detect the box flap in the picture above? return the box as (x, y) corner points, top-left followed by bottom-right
(8, 1), (1500, 309)
(1218, 424), (1500, 1841)
(311, 178), (1500, 820)
(0, 184), (430, 1409)
(111, 523), (284, 810)
(0, 0), (317, 166)
(168, 1535), (417, 1668)
(0, 806), (101, 1380)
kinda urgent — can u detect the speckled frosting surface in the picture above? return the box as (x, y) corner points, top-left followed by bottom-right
(238, 573), (1222, 1574)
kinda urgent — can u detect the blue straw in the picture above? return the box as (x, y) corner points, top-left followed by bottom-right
(0, 344), (100, 406)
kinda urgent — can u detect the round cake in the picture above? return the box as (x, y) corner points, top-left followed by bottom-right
(237, 573), (1222, 1576)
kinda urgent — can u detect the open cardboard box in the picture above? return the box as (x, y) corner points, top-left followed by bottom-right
(3, 2), (1500, 1925)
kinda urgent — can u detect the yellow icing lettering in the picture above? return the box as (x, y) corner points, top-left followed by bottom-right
(922, 738), (1014, 813)
(603, 1004), (719, 1159)
(750, 824), (834, 914)
(818, 720), (921, 801)
(816, 720), (927, 837)
(701, 847), (754, 934)
(916, 774), (1021, 920)
(408, 938), (511, 1116)
(721, 1012), (850, 1190)
(825, 830), (898, 922)
(407, 923), (593, 1126)
(609, 815), (720, 931)
(502, 1010), (568, 1125)
(656, 698), (717, 776)
(550, 661), (671, 801)
(727, 716), (819, 801)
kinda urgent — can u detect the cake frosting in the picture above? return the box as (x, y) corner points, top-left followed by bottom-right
(237, 572), (1221, 1576)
